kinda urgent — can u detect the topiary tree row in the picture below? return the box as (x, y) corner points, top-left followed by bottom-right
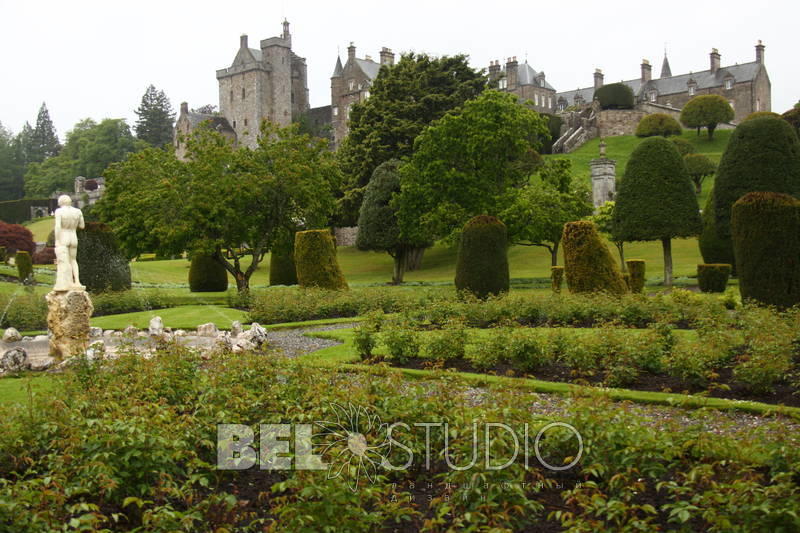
(635, 113), (682, 138)
(562, 220), (627, 296)
(680, 94), (734, 140)
(454, 215), (509, 299)
(732, 192), (800, 308)
(294, 230), (348, 290)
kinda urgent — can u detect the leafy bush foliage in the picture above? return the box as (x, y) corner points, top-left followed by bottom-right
(680, 94), (734, 139)
(31, 246), (55, 265)
(294, 230), (348, 290)
(15, 251), (32, 282)
(454, 215), (509, 299)
(76, 222), (132, 292)
(782, 106), (800, 137)
(0, 221), (35, 255)
(188, 253), (228, 292)
(562, 221), (627, 295)
(697, 264), (732, 293)
(593, 83), (634, 109)
(732, 192), (800, 308)
(713, 116), (800, 241)
(635, 113), (682, 137)
(551, 266), (564, 293)
(670, 137), (695, 156)
(626, 260), (646, 293)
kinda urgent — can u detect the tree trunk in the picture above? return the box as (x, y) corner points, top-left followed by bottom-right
(662, 238), (673, 287)
(616, 242), (626, 273)
(405, 247), (425, 271)
(392, 248), (408, 285)
(550, 243), (559, 267)
(235, 272), (249, 292)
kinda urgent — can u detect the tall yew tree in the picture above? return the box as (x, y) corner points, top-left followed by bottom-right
(29, 103), (61, 163)
(613, 136), (701, 286)
(134, 85), (176, 148)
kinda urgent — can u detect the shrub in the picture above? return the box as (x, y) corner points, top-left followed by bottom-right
(76, 222), (132, 293)
(0, 291), (47, 329)
(46, 230), (55, 247)
(593, 83), (634, 110)
(699, 188), (735, 269)
(714, 117), (800, 242)
(613, 136), (701, 285)
(269, 248), (298, 286)
(697, 264), (731, 293)
(422, 320), (467, 362)
(294, 230), (348, 290)
(188, 253), (228, 292)
(15, 251), (32, 283)
(744, 111), (780, 121)
(381, 323), (419, 364)
(670, 137), (695, 156)
(32, 246), (56, 265)
(683, 154), (716, 194)
(551, 266), (564, 293)
(0, 221), (35, 255)
(454, 215), (509, 299)
(782, 106), (800, 137)
(626, 260), (646, 293)
(562, 221), (627, 295)
(635, 113), (682, 137)
(732, 192), (800, 308)
(680, 94), (734, 139)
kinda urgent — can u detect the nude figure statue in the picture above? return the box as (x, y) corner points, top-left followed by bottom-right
(53, 195), (85, 291)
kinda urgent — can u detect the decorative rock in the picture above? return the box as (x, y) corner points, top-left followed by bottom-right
(30, 356), (55, 371)
(2, 328), (22, 343)
(89, 327), (103, 338)
(123, 325), (138, 336)
(86, 341), (105, 361)
(1, 347), (30, 372)
(231, 321), (243, 338)
(22, 336), (33, 342)
(232, 338), (256, 353)
(34, 335), (49, 342)
(197, 322), (218, 337)
(243, 322), (268, 347)
(103, 330), (114, 337)
(174, 329), (187, 337)
(46, 290), (93, 363)
(149, 316), (164, 337)
(215, 332), (232, 351)
(112, 331), (123, 337)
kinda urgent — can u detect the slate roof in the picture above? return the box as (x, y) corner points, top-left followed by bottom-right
(556, 61), (762, 105)
(185, 112), (235, 133)
(355, 58), (381, 80)
(516, 62), (556, 91)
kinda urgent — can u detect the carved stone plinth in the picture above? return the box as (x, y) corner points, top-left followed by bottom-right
(46, 290), (93, 362)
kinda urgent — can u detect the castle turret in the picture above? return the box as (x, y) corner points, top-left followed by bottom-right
(710, 48), (720, 73)
(282, 19), (291, 47)
(660, 54), (672, 78)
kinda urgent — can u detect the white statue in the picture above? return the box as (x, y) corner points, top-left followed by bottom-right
(53, 195), (85, 291)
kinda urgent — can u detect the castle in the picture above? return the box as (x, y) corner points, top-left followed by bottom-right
(175, 22), (771, 155)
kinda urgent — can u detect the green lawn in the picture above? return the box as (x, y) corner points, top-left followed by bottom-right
(0, 374), (58, 405)
(23, 216), (55, 242)
(90, 304), (249, 330)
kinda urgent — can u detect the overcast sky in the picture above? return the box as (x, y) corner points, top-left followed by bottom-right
(2, 0), (797, 139)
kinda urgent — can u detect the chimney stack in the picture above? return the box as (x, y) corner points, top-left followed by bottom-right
(180, 102), (189, 114)
(755, 40), (765, 64)
(488, 60), (501, 82)
(594, 68), (604, 90)
(348, 42), (356, 61)
(506, 56), (519, 88)
(380, 47), (395, 66)
(240, 34), (248, 49)
(710, 48), (721, 73)
(640, 59), (652, 83)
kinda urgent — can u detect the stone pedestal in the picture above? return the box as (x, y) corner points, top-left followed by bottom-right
(46, 290), (93, 362)
(590, 156), (617, 209)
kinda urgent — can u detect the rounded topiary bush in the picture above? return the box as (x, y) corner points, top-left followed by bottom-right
(454, 215), (509, 299)
(269, 248), (298, 286)
(714, 117), (800, 242)
(697, 264), (732, 293)
(732, 192), (800, 308)
(189, 253), (228, 292)
(0, 221), (35, 255)
(626, 259), (646, 293)
(76, 222), (132, 293)
(551, 266), (564, 293)
(635, 113), (682, 137)
(684, 153), (716, 194)
(743, 111), (780, 122)
(782, 106), (800, 137)
(562, 220), (627, 295)
(32, 247), (56, 265)
(670, 137), (695, 156)
(15, 251), (32, 283)
(593, 83), (634, 110)
(699, 189), (736, 270)
(294, 230), (348, 290)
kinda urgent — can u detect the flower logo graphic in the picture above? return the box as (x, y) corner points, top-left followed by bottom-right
(313, 403), (391, 492)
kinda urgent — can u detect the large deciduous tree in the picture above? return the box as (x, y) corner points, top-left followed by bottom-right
(134, 85), (176, 148)
(613, 136), (701, 286)
(338, 53), (486, 224)
(679, 95), (734, 140)
(396, 90), (549, 244)
(501, 159), (592, 266)
(98, 122), (341, 292)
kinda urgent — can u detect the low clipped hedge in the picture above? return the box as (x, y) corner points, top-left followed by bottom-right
(551, 266), (564, 293)
(635, 113), (682, 137)
(269, 248), (298, 286)
(626, 260), (646, 293)
(294, 230), (348, 290)
(697, 264), (731, 293)
(15, 251), (32, 282)
(593, 83), (634, 110)
(562, 221), (627, 295)
(188, 254), (228, 292)
(732, 191), (800, 308)
(76, 223), (132, 293)
(454, 215), (509, 299)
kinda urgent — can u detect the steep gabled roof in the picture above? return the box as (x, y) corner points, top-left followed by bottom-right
(186, 112), (235, 134)
(660, 55), (672, 78)
(516, 62), (556, 91)
(355, 58), (381, 80)
(332, 56), (344, 78)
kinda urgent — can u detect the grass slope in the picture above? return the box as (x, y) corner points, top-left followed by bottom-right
(23, 216), (54, 242)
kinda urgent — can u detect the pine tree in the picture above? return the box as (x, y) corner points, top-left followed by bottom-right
(134, 85), (176, 147)
(29, 103), (61, 163)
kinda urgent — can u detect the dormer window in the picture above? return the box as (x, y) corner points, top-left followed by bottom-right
(348, 79), (355, 91)
(688, 85), (696, 96)
(333, 106), (339, 117)
(498, 78), (507, 89)
(649, 91), (657, 102)
(724, 79), (734, 90)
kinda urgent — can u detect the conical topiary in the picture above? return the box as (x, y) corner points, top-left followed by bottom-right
(294, 230), (348, 290)
(189, 253), (228, 292)
(562, 220), (627, 295)
(269, 248), (298, 286)
(454, 215), (509, 299)
(699, 188), (736, 271)
(731, 192), (800, 308)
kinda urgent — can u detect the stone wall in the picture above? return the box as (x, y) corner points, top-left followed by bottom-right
(333, 226), (359, 247)
(597, 110), (646, 137)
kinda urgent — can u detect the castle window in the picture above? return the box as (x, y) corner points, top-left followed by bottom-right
(363, 90), (370, 99)
(242, 87), (245, 99)
(233, 120), (237, 128)
(724, 79), (733, 90)
(333, 106), (339, 117)
(649, 91), (657, 102)
(534, 94), (539, 106)
(688, 85), (696, 96)
(498, 78), (507, 89)
(291, 92), (295, 103)
(756, 99), (761, 111)
(548, 97), (552, 108)
(230, 90), (234, 103)
(244, 118), (248, 126)
(348, 79), (355, 91)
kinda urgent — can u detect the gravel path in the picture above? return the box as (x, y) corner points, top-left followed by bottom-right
(268, 322), (355, 357)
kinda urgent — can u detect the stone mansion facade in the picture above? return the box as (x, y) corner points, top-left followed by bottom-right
(174, 22), (770, 154)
